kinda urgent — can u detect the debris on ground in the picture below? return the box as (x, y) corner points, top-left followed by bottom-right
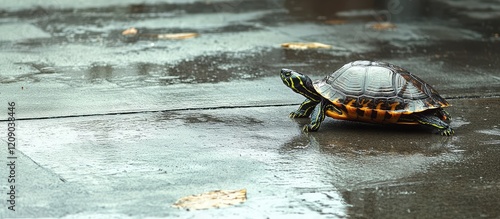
(157, 32), (198, 39)
(368, 22), (397, 30)
(281, 42), (332, 49)
(172, 189), (247, 210)
(121, 27), (198, 40)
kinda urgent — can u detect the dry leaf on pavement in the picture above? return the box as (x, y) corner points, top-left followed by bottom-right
(172, 189), (247, 210)
(122, 27), (138, 36)
(157, 32), (199, 39)
(121, 27), (198, 40)
(281, 42), (332, 50)
(368, 22), (397, 30)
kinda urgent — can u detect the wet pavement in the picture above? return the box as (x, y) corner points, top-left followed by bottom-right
(0, 0), (499, 218)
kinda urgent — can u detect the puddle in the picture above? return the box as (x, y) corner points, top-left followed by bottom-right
(1, 1), (499, 218)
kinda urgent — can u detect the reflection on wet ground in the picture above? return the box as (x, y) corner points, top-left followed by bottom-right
(1, 0), (498, 80)
(282, 127), (458, 156)
(1, 0), (500, 218)
(1, 0), (498, 101)
(3, 40), (499, 101)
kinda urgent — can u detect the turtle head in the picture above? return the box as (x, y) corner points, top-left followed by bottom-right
(280, 68), (321, 101)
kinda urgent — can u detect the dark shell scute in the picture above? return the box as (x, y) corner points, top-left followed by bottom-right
(314, 61), (449, 113)
(396, 73), (430, 100)
(364, 66), (396, 98)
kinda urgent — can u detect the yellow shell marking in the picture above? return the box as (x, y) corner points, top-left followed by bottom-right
(326, 99), (412, 124)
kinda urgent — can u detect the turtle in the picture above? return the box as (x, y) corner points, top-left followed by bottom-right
(280, 60), (454, 136)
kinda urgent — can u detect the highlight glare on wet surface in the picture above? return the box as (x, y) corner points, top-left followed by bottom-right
(0, 0), (499, 218)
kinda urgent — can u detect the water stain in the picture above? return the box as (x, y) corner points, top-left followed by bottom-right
(477, 128), (500, 136)
(155, 111), (264, 126)
(86, 63), (113, 82)
(476, 128), (500, 146)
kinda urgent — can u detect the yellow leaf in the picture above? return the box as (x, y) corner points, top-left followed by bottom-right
(172, 189), (247, 210)
(157, 32), (199, 40)
(281, 42), (332, 50)
(122, 27), (138, 36)
(369, 22), (397, 30)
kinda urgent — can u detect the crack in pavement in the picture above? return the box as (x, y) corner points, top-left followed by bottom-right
(1, 95), (498, 122)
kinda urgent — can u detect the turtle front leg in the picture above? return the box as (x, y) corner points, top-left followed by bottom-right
(436, 109), (452, 123)
(413, 112), (454, 136)
(303, 100), (329, 132)
(290, 99), (320, 118)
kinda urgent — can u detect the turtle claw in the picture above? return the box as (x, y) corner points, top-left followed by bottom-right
(439, 127), (454, 136)
(302, 125), (310, 133)
(289, 111), (308, 118)
(302, 124), (320, 132)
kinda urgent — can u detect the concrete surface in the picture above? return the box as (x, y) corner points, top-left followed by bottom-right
(0, 0), (499, 218)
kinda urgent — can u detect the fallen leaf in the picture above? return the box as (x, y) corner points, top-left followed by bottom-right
(122, 27), (138, 36)
(368, 22), (397, 30)
(172, 189), (247, 210)
(39, 67), (56, 73)
(281, 42), (332, 50)
(325, 19), (347, 25)
(121, 28), (198, 40)
(157, 32), (198, 40)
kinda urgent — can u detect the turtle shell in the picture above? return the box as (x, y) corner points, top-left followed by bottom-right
(313, 61), (450, 115)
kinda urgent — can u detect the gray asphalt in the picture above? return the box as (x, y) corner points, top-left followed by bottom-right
(0, 0), (499, 218)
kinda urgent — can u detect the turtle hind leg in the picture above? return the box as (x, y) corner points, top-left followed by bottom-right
(413, 112), (454, 136)
(290, 99), (320, 118)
